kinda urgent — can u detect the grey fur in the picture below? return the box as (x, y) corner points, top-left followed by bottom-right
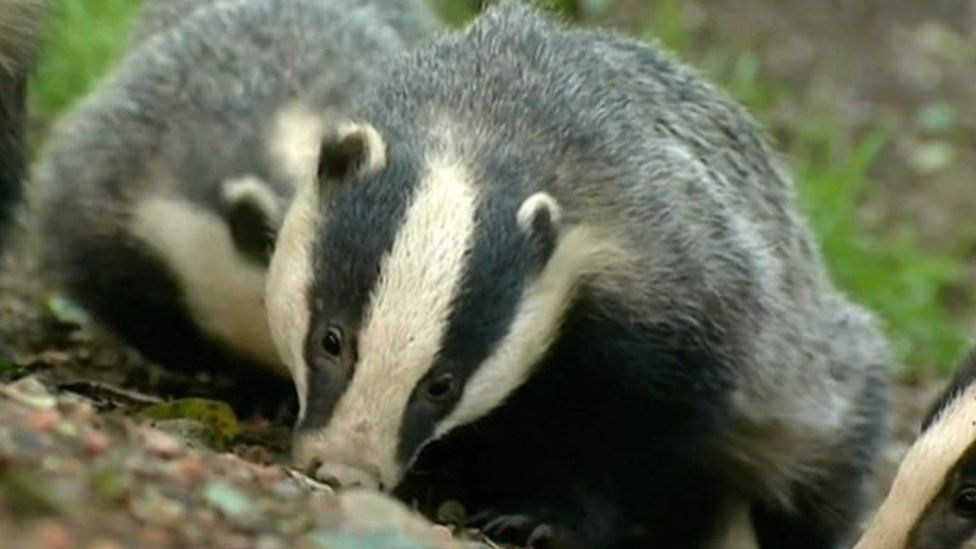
(302, 2), (890, 543)
(35, 0), (441, 373)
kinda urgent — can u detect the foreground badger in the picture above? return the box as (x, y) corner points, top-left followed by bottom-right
(857, 348), (976, 549)
(35, 0), (439, 381)
(0, 0), (42, 246)
(267, 3), (889, 547)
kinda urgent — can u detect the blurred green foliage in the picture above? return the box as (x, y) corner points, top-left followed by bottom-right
(27, 0), (972, 374)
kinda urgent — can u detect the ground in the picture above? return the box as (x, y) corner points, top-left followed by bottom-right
(2, 0), (975, 547)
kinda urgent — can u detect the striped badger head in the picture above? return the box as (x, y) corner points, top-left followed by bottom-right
(857, 349), (976, 549)
(267, 121), (613, 490)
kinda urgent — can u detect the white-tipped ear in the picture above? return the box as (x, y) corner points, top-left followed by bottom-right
(222, 176), (281, 264)
(317, 122), (387, 183)
(517, 192), (561, 265)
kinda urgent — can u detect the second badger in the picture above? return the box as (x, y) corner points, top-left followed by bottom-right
(35, 0), (439, 380)
(268, 4), (889, 548)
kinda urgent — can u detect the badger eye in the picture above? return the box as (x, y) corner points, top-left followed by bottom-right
(425, 373), (457, 403)
(954, 486), (976, 518)
(321, 327), (343, 357)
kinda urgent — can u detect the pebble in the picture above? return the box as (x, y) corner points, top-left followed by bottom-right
(33, 520), (75, 549)
(143, 430), (184, 459)
(173, 456), (207, 482)
(25, 409), (61, 431)
(84, 430), (111, 456)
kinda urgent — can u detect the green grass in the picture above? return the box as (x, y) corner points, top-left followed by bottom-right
(29, 0), (141, 125)
(29, 0), (973, 374)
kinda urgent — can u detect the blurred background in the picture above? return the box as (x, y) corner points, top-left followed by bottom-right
(28, 0), (976, 379)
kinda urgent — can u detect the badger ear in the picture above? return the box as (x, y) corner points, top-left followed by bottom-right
(317, 122), (386, 184)
(517, 192), (561, 267)
(223, 177), (281, 265)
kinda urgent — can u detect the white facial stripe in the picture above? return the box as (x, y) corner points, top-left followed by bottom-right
(269, 102), (327, 186)
(436, 226), (623, 437)
(301, 158), (476, 488)
(266, 180), (320, 417)
(129, 196), (284, 375)
(856, 384), (976, 549)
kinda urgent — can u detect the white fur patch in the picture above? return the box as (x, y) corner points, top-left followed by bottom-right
(269, 102), (328, 186)
(855, 384), (976, 548)
(436, 225), (623, 437)
(129, 195), (285, 376)
(266, 180), (321, 415)
(291, 157), (477, 489)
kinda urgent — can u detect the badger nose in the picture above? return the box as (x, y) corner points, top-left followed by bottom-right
(313, 461), (382, 491)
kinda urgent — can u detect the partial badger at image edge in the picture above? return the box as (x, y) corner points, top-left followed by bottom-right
(0, 0), (43, 246)
(857, 348), (976, 549)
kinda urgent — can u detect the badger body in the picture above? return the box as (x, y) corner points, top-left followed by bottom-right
(267, 4), (889, 547)
(857, 349), (976, 549)
(0, 0), (42, 245)
(35, 0), (440, 384)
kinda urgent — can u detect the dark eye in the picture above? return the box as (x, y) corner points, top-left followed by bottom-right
(321, 326), (343, 357)
(954, 486), (976, 518)
(425, 373), (457, 403)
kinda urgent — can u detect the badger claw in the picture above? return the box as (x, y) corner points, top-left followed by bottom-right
(469, 511), (568, 548)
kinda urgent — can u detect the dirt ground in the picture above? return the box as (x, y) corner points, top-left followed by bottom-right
(1, 0), (973, 547)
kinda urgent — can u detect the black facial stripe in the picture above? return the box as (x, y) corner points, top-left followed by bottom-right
(397, 187), (532, 464)
(299, 146), (419, 431)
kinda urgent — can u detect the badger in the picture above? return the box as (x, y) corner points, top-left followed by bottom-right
(857, 348), (976, 549)
(0, 0), (43, 246)
(266, 3), (890, 547)
(34, 0), (440, 386)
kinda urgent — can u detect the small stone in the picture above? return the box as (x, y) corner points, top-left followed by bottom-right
(84, 430), (111, 456)
(203, 481), (255, 518)
(25, 409), (61, 431)
(140, 526), (174, 546)
(253, 464), (284, 484)
(33, 520), (75, 549)
(173, 456), (207, 482)
(143, 430), (184, 458)
(3, 377), (57, 410)
(153, 419), (216, 449)
(269, 479), (302, 501)
(87, 540), (124, 549)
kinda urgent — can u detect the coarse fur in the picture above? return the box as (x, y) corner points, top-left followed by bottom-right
(857, 348), (976, 549)
(268, 3), (889, 547)
(34, 0), (440, 400)
(0, 0), (43, 246)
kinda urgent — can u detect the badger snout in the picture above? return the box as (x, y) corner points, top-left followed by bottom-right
(294, 433), (387, 491)
(310, 461), (382, 491)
